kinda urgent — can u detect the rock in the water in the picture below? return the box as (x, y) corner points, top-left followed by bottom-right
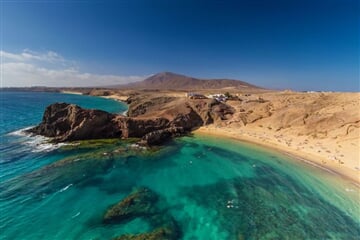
(105, 187), (181, 239)
(27, 103), (121, 142)
(104, 187), (158, 223)
(113, 213), (181, 240)
(113, 226), (178, 240)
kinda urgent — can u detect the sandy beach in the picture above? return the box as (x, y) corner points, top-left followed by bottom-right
(194, 125), (360, 186)
(60, 90), (84, 95)
(99, 95), (129, 102)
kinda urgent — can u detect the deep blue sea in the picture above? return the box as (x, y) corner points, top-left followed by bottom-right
(0, 91), (359, 240)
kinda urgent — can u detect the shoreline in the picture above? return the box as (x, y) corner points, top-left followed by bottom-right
(194, 126), (360, 186)
(60, 90), (84, 95)
(98, 95), (128, 102)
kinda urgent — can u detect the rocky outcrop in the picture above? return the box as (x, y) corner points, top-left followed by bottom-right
(117, 117), (170, 138)
(27, 103), (121, 141)
(28, 95), (235, 145)
(27, 103), (181, 144)
(170, 104), (204, 130)
(140, 127), (185, 146)
(188, 99), (235, 123)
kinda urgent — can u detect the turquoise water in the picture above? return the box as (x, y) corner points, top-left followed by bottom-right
(0, 91), (127, 182)
(0, 91), (126, 135)
(0, 92), (359, 240)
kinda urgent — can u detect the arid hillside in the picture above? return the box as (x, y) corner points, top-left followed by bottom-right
(114, 72), (263, 90)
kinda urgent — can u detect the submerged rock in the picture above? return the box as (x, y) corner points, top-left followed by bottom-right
(113, 210), (181, 240)
(104, 186), (182, 239)
(113, 226), (178, 240)
(104, 187), (158, 223)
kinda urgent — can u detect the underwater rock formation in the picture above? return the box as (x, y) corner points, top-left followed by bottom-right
(103, 187), (158, 223)
(113, 226), (178, 240)
(106, 187), (181, 240)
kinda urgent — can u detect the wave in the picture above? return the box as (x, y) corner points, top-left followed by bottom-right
(30, 141), (69, 153)
(59, 184), (73, 193)
(7, 126), (35, 137)
(7, 126), (69, 153)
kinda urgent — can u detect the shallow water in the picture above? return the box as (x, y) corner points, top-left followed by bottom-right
(0, 92), (359, 240)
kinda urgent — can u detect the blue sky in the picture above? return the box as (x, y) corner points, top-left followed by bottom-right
(1, 0), (359, 90)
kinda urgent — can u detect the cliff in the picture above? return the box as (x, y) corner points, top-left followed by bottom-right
(28, 103), (121, 141)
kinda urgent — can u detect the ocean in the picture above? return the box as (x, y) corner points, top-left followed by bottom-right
(0, 91), (359, 240)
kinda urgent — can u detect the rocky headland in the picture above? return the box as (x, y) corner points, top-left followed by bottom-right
(27, 95), (234, 146)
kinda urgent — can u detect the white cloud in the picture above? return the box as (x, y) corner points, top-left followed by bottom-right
(1, 49), (65, 63)
(0, 49), (147, 87)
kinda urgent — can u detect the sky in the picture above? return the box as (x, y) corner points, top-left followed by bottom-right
(1, 0), (359, 91)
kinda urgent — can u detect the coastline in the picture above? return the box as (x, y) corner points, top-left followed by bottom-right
(81, 93), (360, 186)
(98, 94), (128, 102)
(60, 90), (84, 95)
(194, 125), (360, 186)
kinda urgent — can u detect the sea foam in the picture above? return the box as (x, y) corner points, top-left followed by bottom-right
(8, 126), (34, 137)
(8, 127), (69, 153)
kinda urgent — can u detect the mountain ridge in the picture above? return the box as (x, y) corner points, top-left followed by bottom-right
(113, 72), (263, 90)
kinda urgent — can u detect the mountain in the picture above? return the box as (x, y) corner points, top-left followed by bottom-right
(117, 72), (262, 90)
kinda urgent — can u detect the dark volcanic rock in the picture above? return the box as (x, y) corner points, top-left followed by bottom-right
(28, 97), (234, 145)
(141, 127), (185, 145)
(104, 187), (159, 224)
(27, 103), (172, 144)
(118, 117), (170, 138)
(27, 103), (121, 141)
